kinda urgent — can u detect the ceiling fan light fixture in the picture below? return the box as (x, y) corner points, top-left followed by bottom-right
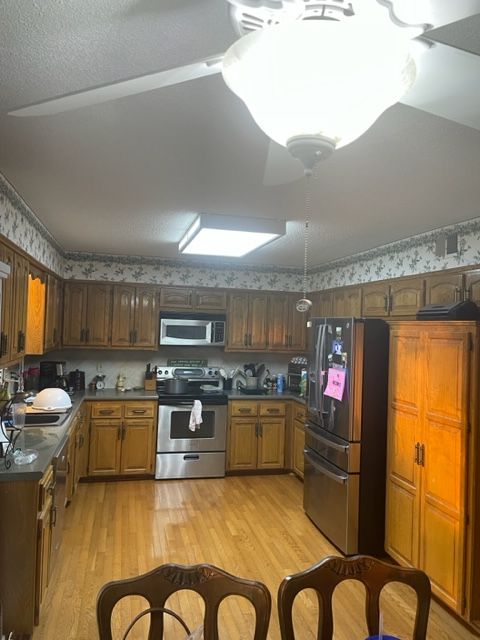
(178, 213), (286, 257)
(222, 18), (417, 164)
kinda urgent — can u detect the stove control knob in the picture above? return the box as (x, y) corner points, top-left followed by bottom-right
(214, 370), (218, 375)
(208, 370), (213, 375)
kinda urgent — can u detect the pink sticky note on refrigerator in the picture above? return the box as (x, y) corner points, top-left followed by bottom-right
(324, 368), (346, 401)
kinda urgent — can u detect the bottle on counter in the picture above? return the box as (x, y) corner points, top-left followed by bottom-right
(276, 373), (285, 393)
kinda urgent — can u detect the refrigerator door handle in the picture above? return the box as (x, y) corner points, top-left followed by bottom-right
(304, 449), (348, 484)
(305, 423), (349, 453)
(317, 323), (327, 416)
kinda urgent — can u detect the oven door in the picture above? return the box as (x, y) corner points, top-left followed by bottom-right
(157, 404), (227, 453)
(303, 446), (359, 555)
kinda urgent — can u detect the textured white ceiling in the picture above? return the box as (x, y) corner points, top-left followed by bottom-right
(1, 1), (480, 269)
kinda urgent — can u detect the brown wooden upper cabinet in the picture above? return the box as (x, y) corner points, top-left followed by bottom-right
(63, 282), (112, 347)
(332, 287), (362, 317)
(424, 273), (463, 305)
(268, 294), (306, 351)
(111, 285), (158, 349)
(44, 274), (63, 352)
(362, 276), (425, 317)
(160, 286), (226, 311)
(310, 290), (333, 318)
(227, 292), (268, 350)
(0, 243), (29, 365)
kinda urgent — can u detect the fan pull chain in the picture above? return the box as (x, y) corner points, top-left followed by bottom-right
(296, 171), (314, 313)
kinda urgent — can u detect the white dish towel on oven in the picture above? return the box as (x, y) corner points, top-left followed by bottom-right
(189, 400), (203, 431)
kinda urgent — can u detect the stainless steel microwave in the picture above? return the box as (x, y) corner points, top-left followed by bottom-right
(159, 314), (226, 347)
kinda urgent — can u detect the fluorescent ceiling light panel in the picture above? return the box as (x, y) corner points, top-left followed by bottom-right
(179, 214), (285, 257)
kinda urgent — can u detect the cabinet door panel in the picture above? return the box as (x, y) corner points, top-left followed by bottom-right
(0, 244), (14, 365)
(228, 419), (257, 470)
(333, 288), (362, 317)
(288, 300), (307, 351)
(390, 278), (425, 316)
(258, 418), (285, 469)
(111, 285), (135, 347)
(62, 283), (87, 346)
(311, 291), (332, 317)
(425, 273), (463, 305)
(362, 283), (390, 317)
(227, 294), (249, 349)
(160, 287), (192, 309)
(10, 253), (29, 360)
(268, 295), (289, 350)
(89, 421), (122, 475)
(134, 287), (158, 348)
(195, 290), (227, 310)
(86, 284), (112, 346)
(45, 274), (61, 351)
(121, 419), (154, 474)
(249, 294), (268, 349)
(464, 269), (480, 304)
(385, 329), (422, 566)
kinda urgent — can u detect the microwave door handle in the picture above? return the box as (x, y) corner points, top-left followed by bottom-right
(304, 449), (348, 484)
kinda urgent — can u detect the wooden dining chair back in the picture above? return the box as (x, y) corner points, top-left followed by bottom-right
(97, 562), (271, 640)
(278, 555), (431, 640)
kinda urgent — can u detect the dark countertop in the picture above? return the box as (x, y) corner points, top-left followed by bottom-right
(0, 389), (159, 482)
(0, 388), (304, 481)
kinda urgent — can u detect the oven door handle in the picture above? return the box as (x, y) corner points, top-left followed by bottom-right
(304, 449), (348, 485)
(305, 423), (349, 453)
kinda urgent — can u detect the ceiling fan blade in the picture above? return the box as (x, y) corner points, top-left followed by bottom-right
(390, 0), (480, 30)
(263, 140), (304, 186)
(401, 42), (480, 131)
(8, 54), (224, 117)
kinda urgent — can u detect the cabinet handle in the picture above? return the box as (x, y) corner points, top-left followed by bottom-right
(129, 330), (133, 344)
(384, 295), (389, 312)
(244, 333), (248, 346)
(132, 409), (146, 414)
(79, 434), (84, 448)
(85, 328), (90, 343)
(255, 423), (259, 437)
(51, 505), (57, 527)
(249, 334), (252, 346)
(117, 426), (122, 440)
(0, 332), (6, 356)
(133, 329), (138, 344)
(259, 423), (263, 437)
(122, 424), (126, 440)
(99, 409), (114, 415)
(266, 408), (279, 413)
(414, 442), (420, 465)
(463, 287), (470, 302)
(289, 334), (292, 346)
(80, 328), (85, 342)
(420, 443), (425, 467)
(455, 287), (461, 302)
(285, 333), (288, 347)
(238, 408), (251, 414)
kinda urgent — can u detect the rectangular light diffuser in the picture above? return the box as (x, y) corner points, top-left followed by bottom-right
(179, 213), (286, 257)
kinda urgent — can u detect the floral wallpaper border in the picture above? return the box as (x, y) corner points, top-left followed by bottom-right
(2, 170), (480, 292)
(310, 218), (480, 291)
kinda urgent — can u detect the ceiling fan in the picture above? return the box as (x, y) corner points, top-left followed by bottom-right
(8, 0), (480, 185)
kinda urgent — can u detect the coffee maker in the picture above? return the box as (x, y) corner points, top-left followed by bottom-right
(39, 361), (69, 391)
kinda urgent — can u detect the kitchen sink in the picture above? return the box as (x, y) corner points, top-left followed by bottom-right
(24, 411), (71, 427)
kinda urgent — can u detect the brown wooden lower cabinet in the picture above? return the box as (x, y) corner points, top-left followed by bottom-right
(385, 321), (480, 623)
(88, 400), (156, 476)
(227, 400), (285, 471)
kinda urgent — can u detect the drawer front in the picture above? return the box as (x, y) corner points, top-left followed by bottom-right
(230, 401), (258, 417)
(259, 401), (285, 417)
(293, 402), (306, 422)
(90, 402), (123, 418)
(124, 402), (156, 418)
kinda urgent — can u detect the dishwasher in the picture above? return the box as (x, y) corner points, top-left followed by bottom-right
(50, 438), (68, 572)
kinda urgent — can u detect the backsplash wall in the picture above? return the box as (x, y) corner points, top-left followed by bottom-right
(25, 348), (289, 390)
(3, 170), (480, 292)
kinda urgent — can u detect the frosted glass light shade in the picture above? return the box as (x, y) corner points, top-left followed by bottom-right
(179, 214), (286, 257)
(222, 19), (417, 151)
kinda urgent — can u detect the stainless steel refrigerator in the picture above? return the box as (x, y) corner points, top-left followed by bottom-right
(304, 317), (389, 555)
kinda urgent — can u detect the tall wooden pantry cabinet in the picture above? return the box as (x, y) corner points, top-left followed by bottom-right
(385, 321), (480, 627)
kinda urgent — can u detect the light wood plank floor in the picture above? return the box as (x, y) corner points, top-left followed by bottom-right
(33, 475), (479, 639)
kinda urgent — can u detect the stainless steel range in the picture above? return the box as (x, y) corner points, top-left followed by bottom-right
(155, 366), (227, 479)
